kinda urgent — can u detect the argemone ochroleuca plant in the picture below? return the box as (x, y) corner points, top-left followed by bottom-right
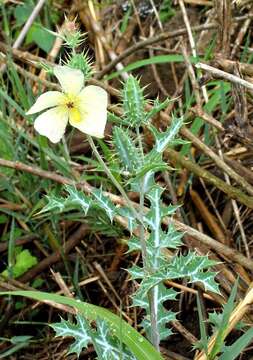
(33, 74), (220, 357)
(26, 65), (108, 143)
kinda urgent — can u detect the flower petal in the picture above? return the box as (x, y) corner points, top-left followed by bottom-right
(34, 106), (68, 143)
(26, 91), (64, 115)
(70, 85), (108, 138)
(54, 66), (84, 95)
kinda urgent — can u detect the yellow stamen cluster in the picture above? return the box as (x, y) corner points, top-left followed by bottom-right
(61, 94), (82, 123)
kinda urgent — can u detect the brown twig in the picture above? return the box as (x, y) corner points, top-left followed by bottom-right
(196, 62), (253, 92)
(190, 188), (227, 244)
(190, 107), (224, 131)
(214, 0), (232, 57)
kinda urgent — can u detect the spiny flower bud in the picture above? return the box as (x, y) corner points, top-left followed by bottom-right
(63, 18), (78, 35)
(61, 16), (85, 50)
(66, 52), (93, 81)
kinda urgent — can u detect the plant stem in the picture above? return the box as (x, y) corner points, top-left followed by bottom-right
(140, 175), (160, 350)
(148, 288), (160, 350)
(87, 135), (142, 224)
(88, 135), (159, 350)
(135, 128), (148, 267)
(136, 127), (160, 350)
(138, 178), (148, 269)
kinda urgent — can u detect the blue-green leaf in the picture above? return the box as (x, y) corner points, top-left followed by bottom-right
(51, 315), (91, 357)
(39, 186), (91, 215)
(127, 236), (141, 253)
(113, 127), (142, 173)
(65, 185), (91, 215)
(138, 284), (177, 341)
(128, 265), (145, 280)
(122, 76), (146, 127)
(135, 252), (219, 299)
(92, 188), (116, 222)
(148, 117), (184, 154)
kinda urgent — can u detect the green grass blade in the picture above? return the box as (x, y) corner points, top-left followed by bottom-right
(219, 327), (253, 360)
(7, 218), (16, 279)
(180, 81), (231, 157)
(105, 55), (200, 80)
(209, 279), (238, 359)
(120, 5), (132, 33)
(0, 342), (30, 359)
(196, 294), (208, 355)
(0, 87), (26, 117)
(0, 291), (164, 360)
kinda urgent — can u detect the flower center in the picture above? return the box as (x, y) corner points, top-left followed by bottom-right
(60, 93), (83, 124)
(66, 101), (75, 109)
(62, 93), (79, 110)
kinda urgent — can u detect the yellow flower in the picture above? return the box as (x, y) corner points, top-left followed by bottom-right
(26, 66), (108, 143)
